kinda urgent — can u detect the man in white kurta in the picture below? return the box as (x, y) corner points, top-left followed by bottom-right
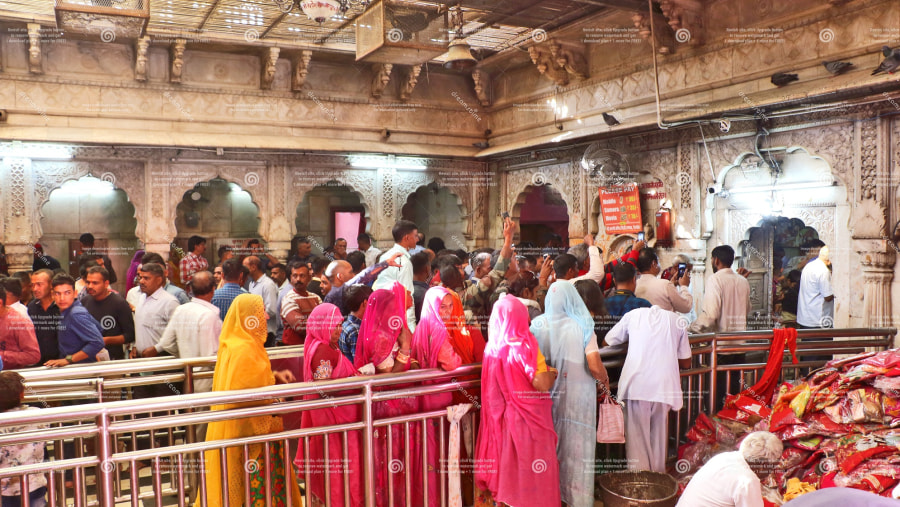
(605, 305), (692, 472)
(796, 244), (833, 328)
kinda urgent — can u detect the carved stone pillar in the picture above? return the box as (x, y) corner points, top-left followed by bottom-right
(0, 157), (38, 271)
(262, 162), (291, 260)
(142, 159), (175, 258)
(375, 167), (396, 246)
(850, 198), (894, 332)
(855, 240), (895, 329)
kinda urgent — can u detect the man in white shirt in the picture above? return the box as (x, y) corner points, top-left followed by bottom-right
(243, 255), (279, 347)
(153, 271), (222, 393)
(677, 431), (782, 507)
(356, 233), (381, 267)
(134, 263), (180, 359)
(796, 241), (833, 328)
(605, 305), (692, 472)
(689, 245), (751, 334)
(689, 245), (751, 409)
(635, 248), (693, 313)
(373, 220), (418, 331)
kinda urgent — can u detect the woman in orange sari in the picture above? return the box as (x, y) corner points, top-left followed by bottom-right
(197, 294), (300, 507)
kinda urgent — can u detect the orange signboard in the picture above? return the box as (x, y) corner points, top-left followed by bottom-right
(600, 184), (643, 234)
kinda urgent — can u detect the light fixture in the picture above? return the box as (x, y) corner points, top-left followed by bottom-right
(299, 0), (340, 23)
(272, 0), (368, 23)
(349, 155), (427, 170)
(54, 177), (115, 196)
(725, 180), (837, 195)
(444, 5), (476, 70)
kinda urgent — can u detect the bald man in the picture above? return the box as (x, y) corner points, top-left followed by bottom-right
(323, 252), (403, 315)
(155, 271), (222, 391)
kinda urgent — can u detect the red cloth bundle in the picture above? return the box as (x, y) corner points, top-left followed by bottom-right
(732, 328), (798, 407)
(836, 443), (895, 474)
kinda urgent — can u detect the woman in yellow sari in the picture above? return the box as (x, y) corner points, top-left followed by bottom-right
(197, 293), (300, 507)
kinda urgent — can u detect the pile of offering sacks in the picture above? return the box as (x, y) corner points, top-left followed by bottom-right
(675, 349), (900, 504)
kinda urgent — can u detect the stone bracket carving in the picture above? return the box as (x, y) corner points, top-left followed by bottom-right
(850, 198), (886, 238)
(631, 12), (675, 54)
(527, 39), (587, 87)
(371, 63), (393, 99)
(170, 39), (186, 84)
(472, 69), (490, 107)
(27, 23), (42, 74)
(291, 50), (313, 91)
(135, 36), (150, 82)
(260, 47), (280, 90)
(399, 65), (421, 102)
(659, 0), (702, 44)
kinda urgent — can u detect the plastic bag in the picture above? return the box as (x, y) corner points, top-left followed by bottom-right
(848, 388), (884, 424)
(596, 394), (625, 443)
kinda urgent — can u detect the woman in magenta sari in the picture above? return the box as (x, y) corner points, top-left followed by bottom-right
(410, 286), (478, 506)
(354, 282), (419, 507)
(295, 303), (362, 506)
(475, 295), (560, 507)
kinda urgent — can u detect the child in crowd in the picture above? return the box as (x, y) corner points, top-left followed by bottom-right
(0, 371), (47, 507)
(339, 285), (373, 364)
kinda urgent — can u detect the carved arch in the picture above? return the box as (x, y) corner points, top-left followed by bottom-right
(395, 171), (472, 240)
(164, 164), (270, 243)
(32, 161), (146, 242)
(291, 175), (375, 236)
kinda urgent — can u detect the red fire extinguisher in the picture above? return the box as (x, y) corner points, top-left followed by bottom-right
(655, 209), (672, 248)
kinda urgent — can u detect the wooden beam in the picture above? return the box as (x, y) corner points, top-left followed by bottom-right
(260, 11), (289, 39)
(198, 0), (221, 31)
(569, 0), (649, 12)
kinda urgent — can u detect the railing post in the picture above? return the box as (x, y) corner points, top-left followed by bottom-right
(363, 384), (375, 507)
(96, 409), (114, 507)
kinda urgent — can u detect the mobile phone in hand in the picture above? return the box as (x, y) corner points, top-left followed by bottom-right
(637, 232), (645, 242)
(678, 263), (687, 278)
(501, 211), (510, 220)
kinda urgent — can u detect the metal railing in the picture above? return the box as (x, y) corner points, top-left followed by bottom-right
(18, 345), (304, 403)
(0, 365), (481, 507)
(1, 328), (895, 506)
(596, 327), (896, 465)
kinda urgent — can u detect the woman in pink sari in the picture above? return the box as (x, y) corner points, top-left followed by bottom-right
(295, 303), (362, 506)
(354, 282), (419, 507)
(475, 295), (560, 507)
(410, 286), (474, 506)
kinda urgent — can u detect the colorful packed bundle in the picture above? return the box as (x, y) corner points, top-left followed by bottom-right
(674, 348), (900, 503)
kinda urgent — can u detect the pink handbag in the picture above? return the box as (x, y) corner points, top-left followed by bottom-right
(596, 394), (626, 443)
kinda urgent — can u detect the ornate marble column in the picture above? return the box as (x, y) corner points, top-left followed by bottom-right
(850, 200), (895, 331)
(375, 167), (396, 246)
(1, 157), (38, 272)
(142, 159), (175, 260)
(855, 240), (895, 329)
(262, 162), (292, 260)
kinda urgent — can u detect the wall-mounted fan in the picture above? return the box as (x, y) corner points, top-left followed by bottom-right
(581, 143), (630, 186)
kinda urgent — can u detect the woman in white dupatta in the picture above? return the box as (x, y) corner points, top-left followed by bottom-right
(530, 280), (609, 507)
